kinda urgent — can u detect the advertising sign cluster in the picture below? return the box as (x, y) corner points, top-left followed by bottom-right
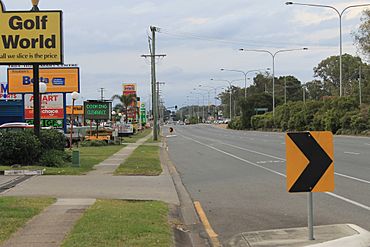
(0, 82), (21, 100)
(122, 83), (137, 121)
(0, 1), (63, 64)
(7, 67), (79, 93)
(24, 93), (63, 119)
(84, 101), (111, 120)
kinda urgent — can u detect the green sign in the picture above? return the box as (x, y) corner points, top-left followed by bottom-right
(26, 119), (63, 128)
(84, 101), (111, 120)
(140, 105), (146, 124)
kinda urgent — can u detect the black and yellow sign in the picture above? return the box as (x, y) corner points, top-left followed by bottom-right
(286, 131), (334, 193)
(0, 1), (63, 64)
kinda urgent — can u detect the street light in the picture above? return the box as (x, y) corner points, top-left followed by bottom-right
(192, 89), (207, 122)
(239, 48), (308, 117)
(286, 2), (370, 97)
(211, 78), (240, 120)
(70, 91), (80, 149)
(220, 68), (268, 99)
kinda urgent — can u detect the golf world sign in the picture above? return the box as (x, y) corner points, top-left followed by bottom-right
(0, 1), (63, 64)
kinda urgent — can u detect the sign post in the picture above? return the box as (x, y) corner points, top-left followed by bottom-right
(286, 131), (334, 240)
(0, 0), (63, 137)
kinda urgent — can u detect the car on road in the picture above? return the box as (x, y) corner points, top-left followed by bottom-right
(0, 122), (34, 131)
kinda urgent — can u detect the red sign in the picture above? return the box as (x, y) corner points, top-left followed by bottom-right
(25, 94), (64, 119)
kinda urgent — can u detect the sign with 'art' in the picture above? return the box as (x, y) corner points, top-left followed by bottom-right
(0, 1), (63, 64)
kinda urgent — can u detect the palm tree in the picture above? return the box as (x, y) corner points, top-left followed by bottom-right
(111, 94), (136, 123)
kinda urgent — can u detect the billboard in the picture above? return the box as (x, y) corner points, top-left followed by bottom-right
(84, 101), (111, 120)
(122, 83), (137, 96)
(66, 105), (84, 115)
(7, 67), (79, 93)
(0, 1), (63, 64)
(26, 119), (63, 128)
(24, 93), (64, 119)
(0, 82), (21, 100)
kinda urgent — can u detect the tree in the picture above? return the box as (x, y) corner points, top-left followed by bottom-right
(111, 94), (136, 123)
(314, 54), (364, 97)
(354, 9), (370, 59)
(305, 80), (329, 100)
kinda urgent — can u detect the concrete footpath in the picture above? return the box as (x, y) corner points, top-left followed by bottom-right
(0, 133), (180, 247)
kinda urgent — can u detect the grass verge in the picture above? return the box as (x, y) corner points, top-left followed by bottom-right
(0, 145), (125, 175)
(114, 145), (162, 176)
(62, 200), (172, 247)
(0, 197), (55, 245)
(121, 128), (152, 143)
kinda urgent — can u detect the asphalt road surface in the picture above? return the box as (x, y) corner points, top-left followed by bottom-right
(165, 124), (370, 245)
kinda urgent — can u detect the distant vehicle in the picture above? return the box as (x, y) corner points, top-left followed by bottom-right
(0, 122), (34, 131)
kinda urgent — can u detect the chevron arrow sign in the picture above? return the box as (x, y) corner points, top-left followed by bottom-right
(286, 131), (334, 193)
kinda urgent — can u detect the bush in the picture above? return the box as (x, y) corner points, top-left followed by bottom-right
(39, 150), (67, 167)
(80, 140), (108, 147)
(39, 129), (66, 151)
(228, 117), (244, 130)
(0, 130), (41, 166)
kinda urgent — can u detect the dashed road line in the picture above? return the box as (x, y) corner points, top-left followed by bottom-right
(344, 152), (360, 155)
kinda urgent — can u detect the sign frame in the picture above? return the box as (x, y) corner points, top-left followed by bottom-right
(7, 66), (80, 93)
(0, 1), (63, 65)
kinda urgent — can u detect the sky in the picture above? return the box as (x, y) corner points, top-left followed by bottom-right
(1, 0), (369, 108)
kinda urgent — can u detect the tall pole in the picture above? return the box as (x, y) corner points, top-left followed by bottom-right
(31, 3), (40, 137)
(70, 98), (75, 149)
(150, 26), (158, 140)
(359, 66), (362, 106)
(284, 77), (287, 104)
(239, 48), (307, 117)
(286, 2), (370, 97)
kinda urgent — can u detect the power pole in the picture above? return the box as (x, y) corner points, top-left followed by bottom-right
(141, 26), (166, 141)
(98, 88), (105, 101)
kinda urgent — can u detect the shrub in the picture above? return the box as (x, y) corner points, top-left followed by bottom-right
(80, 140), (108, 147)
(39, 129), (66, 151)
(228, 117), (244, 130)
(0, 130), (41, 166)
(39, 149), (67, 167)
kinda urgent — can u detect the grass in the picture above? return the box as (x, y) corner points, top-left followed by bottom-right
(115, 145), (162, 176)
(62, 200), (172, 247)
(0, 197), (55, 245)
(0, 145), (125, 175)
(145, 135), (162, 143)
(121, 128), (152, 143)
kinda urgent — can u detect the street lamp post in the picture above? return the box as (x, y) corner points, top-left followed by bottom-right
(210, 79), (234, 120)
(239, 48), (308, 117)
(70, 91), (80, 149)
(220, 68), (267, 99)
(192, 90), (206, 122)
(286, 2), (370, 97)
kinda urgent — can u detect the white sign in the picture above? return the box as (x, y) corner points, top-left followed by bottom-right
(25, 93), (64, 119)
(0, 82), (21, 100)
(118, 123), (134, 134)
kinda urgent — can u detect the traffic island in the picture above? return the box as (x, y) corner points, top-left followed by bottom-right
(227, 224), (370, 247)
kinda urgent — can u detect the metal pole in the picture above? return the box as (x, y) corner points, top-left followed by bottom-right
(229, 87), (232, 119)
(359, 66), (362, 106)
(284, 77), (287, 104)
(33, 65), (41, 137)
(303, 86), (306, 104)
(339, 15), (343, 97)
(150, 26), (158, 140)
(308, 192), (314, 240)
(244, 73), (247, 100)
(70, 99), (75, 149)
(272, 56), (275, 117)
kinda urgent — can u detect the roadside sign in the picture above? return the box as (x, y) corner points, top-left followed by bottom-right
(26, 119), (63, 128)
(0, 1), (63, 64)
(286, 131), (334, 192)
(0, 82), (21, 100)
(7, 67), (79, 93)
(24, 93), (63, 119)
(84, 101), (111, 120)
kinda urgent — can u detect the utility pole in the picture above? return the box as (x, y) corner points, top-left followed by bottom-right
(99, 88), (105, 101)
(141, 26), (166, 141)
(157, 82), (165, 124)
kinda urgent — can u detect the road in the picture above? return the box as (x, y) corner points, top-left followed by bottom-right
(165, 124), (370, 245)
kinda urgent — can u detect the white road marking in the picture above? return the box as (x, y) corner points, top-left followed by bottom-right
(176, 131), (370, 186)
(344, 152), (360, 155)
(178, 133), (370, 211)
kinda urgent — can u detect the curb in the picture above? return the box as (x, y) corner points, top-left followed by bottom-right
(307, 224), (370, 247)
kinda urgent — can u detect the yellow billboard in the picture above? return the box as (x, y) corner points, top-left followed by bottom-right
(0, 1), (63, 64)
(8, 67), (79, 93)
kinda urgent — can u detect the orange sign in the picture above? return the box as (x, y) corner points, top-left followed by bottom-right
(286, 131), (334, 193)
(66, 105), (84, 115)
(7, 67), (79, 93)
(122, 83), (137, 95)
